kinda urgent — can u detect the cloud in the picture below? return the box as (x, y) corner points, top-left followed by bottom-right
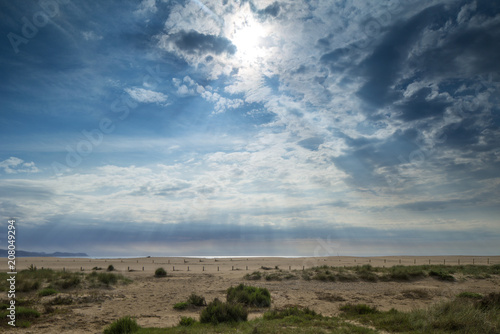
(173, 75), (244, 113)
(0, 157), (39, 174)
(162, 30), (236, 56)
(125, 87), (168, 104)
(258, 2), (281, 18)
(297, 137), (324, 151)
(82, 31), (103, 41)
(134, 0), (157, 16)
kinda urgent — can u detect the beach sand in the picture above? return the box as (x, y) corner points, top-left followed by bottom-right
(2, 255), (499, 333)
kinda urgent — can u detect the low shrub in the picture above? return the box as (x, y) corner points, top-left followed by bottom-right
(155, 267), (167, 277)
(226, 284), (271, 307)
(103, 316), (139, 334)
(187, 293), (206, 306)
(179, 316), (196, 326)
(340, 303), (378, 315)
(97, 273), (118, 286)
(476, 292), (500, 310)
(244, 271), (262, 280)
(457, 292), (483, 299)
(264, 273), (282, 281)
(48, 295), (73, 305)
(107, 265), (115, 272)
(59, 276), (81, 289)
(173, 302), (188, 310)
(200, 298), (248, 324)
(429, 270), (455, 281)
(264, 306), (319, 320)
(38, 288), (58, 297)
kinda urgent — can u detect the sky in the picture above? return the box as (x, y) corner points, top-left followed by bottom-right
(0, 0), (499, 257)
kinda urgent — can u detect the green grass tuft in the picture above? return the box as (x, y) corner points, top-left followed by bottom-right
(340, 304), (379, 315)
(226, 284), (271, 307)
(173, 302), (189, 310)
(457, 292), (483, 299)
(179, 316), (197, 326)
(263, 306), (320, 320)
(38, 288), (58, 297)
(103, 316), (139, 334)
(200, 298), (248, 324)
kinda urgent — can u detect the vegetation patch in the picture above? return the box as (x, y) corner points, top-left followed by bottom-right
(340, 295), (500, 333)
(340, 304), (379, 315)
(87, 271), (131, 287)
(263, 306), (320, 320)
(179, 316), (197, 326)
(243, 271), (262, 280)
(103, 316), (139, 334)
(457, 291), (483, 299)
(155, 267), (167, 277)
(226, 284), (271, 307)
(401, 289), (432, 299)
(200, 298), (248, 324)
(173, 302), (189, 310)
(38, 288), (59, 297)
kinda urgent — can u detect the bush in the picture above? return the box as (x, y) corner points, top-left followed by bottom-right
(103, 316), (139, 334)
(244, 271), (262, 280)
(173, 302), (189, 310)
(155, 267), (167, 277)
(48, 295), (73, 305)
(200, 298), (248, 324)
(264, 273), (282, 281)
(179, 316), (196, 326)
(107, 265), (115, 272)
(38, 288), (58, 297)
(383, 266), (426, 281)
(476, 292), (500, 310)
(226, 284), (271, 307)
(18, 280), (41, 292)
(429, 270), (455, 281)
(97, 273), (118, 286)
(340, 304), (378, 315)
(59, 276), (81, 289)
(15, 306), (40, 319)
(187, 293), (206, 306)
(457, 292), (483, 299)
(264, 306), (319, 320)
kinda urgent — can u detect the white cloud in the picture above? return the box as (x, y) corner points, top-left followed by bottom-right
(134, 0), (157, 16)
(125, 87), (168, 104)
(82, 31), (103, 41)
(0, 157), (39, 174)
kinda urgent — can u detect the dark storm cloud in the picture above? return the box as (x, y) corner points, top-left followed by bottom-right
(352, 0), (500, 120)
(412, 2), (500, 80)
(170, 30), (236, 55)
(355, 4), (448, 109)
(396, 87), (451, 121)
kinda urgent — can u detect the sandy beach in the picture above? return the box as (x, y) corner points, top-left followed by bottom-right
(2, 255), (500, 333)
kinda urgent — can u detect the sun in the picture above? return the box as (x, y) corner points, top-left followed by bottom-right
(229, 13), (268, 64)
